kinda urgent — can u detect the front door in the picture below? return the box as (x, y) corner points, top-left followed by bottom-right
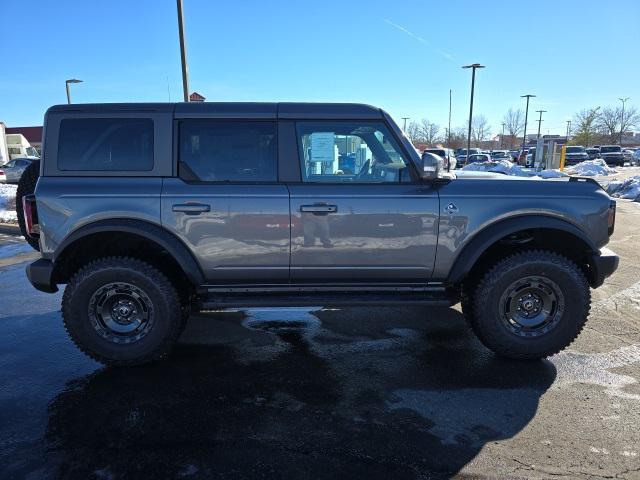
(289, 121), (439, 284)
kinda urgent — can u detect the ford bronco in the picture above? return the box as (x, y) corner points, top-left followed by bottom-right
(19, 102), (618, 365)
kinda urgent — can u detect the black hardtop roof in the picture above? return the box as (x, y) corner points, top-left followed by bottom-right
(46, 102), (385, 119)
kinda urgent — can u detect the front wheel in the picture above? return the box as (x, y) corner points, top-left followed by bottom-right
(62, 257), (183, 366)
(468, 250), (590, 359)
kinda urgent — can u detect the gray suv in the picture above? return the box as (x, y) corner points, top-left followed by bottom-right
(21, 102), (619, 366)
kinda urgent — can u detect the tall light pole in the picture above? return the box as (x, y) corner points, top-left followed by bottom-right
(535, 110), (547, 139)
(448, 89), (452, 147)
(566, 120), (571, 142)
(521, 94), (535, 150)
(619, 97), (629, 144)
(177, 0), (190, 102)
(65, 79), (83, 104)
(462, 63), (485, 155)
(401, 117), (409, 132)
(501, 122), (506, 148)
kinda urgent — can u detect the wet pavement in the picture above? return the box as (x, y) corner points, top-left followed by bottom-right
(1, 202), (640, 479)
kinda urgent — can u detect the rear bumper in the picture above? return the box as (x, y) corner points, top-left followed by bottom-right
(26, 258), (58, 293)
(589, 247), (619, 288)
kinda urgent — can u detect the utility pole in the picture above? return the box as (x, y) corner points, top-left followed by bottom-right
(520, 94), (536, 150)
(566, 120), (571, 142)
(535, 110), (547, 139)
(501, 122), (505, 149)
(462, 63), (485, 155)
(65, 79), (83, 104)
(401, 117), (409, 132)
(177, 0), (190, 102)
(619, 97), (629, 144)
(448, 89), (452, 147)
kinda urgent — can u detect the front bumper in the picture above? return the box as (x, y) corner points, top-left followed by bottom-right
(588, 247), (619, 288)
(26, 258), (58, 293)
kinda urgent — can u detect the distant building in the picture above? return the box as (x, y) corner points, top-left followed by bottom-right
(4, 126), (43, 153)
(189, 92), (206, 102)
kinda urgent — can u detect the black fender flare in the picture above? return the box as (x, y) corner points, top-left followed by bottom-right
(447, 215), (598, 285)
(53, 218), (205, 286)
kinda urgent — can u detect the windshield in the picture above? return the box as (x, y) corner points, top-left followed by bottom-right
(566, 146), (585, 153)
(25, 147), (40, 158)
(600, 146), (621, 153)
(424, 149), (446, 157)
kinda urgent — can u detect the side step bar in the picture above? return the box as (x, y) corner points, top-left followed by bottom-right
(197, 290), (458, 310)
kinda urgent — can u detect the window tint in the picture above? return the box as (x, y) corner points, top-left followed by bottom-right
(58, 118), (153, 171)
(296, 122), (412, 183)
(179, 120), (277, 182)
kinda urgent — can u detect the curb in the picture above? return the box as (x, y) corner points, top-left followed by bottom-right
(0, 223), (21, 235)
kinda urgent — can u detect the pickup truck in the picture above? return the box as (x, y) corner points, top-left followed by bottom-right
(18, 102), (618, 366)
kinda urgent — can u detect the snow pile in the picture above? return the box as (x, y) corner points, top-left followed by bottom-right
(0, 184), (18, 223)
(566, 159), (617, 177)
(461, 160), (568, 179)
(606, 176), (640, 201)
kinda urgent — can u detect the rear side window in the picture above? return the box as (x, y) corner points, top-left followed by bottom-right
(58, 118), (154, 171)
(179, 120), (277, 182)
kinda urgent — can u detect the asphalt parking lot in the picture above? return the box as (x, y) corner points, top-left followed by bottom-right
(0, 201), (639, 479)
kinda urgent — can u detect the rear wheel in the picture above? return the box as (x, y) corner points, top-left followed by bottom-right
(468, 250), (590, 359)
(15, 161), (40, 251)
(62, 257), (183, 366)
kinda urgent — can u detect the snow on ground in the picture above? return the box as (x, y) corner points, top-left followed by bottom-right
(606, 176), (640, 201)
(566, 159), (617, 177)
(461, 160), (568, 179)
(0, 184), (18, 223)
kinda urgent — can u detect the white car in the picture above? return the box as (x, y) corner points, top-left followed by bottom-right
(0, 168), (6, 184)
(422, 148), (457, 170)
(622, 149), (634, 164)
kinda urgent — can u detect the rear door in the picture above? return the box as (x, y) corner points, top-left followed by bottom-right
(161, 113), (290, 284)
(287, 120), (439, 284)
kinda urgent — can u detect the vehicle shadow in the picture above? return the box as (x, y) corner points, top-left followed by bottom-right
(44, 306), (557, 479)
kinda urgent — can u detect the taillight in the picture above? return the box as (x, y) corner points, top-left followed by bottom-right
(0, 170), (4, 175)
(22, 194), (40, 237)
(607, 201), (616, 236)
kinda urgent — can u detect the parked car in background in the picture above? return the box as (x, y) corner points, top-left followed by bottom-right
(490, 150), (511, 161)
(585, 147), (600, 160)
(1, 157), (36, 184)
(0, 168), (6, 184)
(599, 145), (625, 167)
(423, 148), (457, 170)
(622, 149), (634, 164)
(633, 148), (640, 166)
(509, 150), (519, 161)
(525, 147), (537, 167)
(466, 153), (491, 164)
(517, 149), (530, 166)
(564, 146), (590, 166)
(454, 148), (481, 167)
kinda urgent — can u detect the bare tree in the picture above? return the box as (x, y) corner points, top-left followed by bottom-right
(419, 119), (441, 145)
(597, 105), (639, 144)
(471, 115), (491, 145)
(406, 121), (423, 144)
(502, 108), (524, 148)
(447, 127), (467, 149)
(571, 107), (602, 147)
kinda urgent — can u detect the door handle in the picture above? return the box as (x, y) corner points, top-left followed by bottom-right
(300, 204), (338, 214)
(172, 203), (211, 215)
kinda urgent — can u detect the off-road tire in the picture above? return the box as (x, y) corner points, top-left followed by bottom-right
(62, 257), (183, 366)
(469, 250), (590, 359)
(15, 160), (40, 251)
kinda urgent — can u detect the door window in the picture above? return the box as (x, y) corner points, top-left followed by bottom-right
(179, 120), (277, 182)
(296, 122), (413, 183)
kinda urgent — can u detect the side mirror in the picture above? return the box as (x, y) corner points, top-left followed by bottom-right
(420, 152), (442, 180)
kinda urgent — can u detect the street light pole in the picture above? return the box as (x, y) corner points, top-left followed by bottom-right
(401, 117), (409, 132)
(462, 63), (485, 156)
(535, 110), (547, 139)
(521, 94), (535, 150)
(619, 97), (629, 144)
(177, 0), (190, 102)
(448, 89), (452, 147)
(65, 79), (83, 104)
(566, 120), (571, 142)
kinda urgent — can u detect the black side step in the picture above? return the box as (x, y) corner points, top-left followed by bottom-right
(197, 291), (457, 310)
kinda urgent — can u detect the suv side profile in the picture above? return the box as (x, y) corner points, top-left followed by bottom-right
(22, 103), (619, 366)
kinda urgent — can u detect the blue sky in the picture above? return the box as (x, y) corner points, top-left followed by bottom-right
(3, 0), (639, 136)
